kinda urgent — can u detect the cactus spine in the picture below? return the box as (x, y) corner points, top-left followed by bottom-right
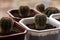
(0, 17), (14, 34)
(35, 14), (47, 30)
(36, 4), (45, 12)
(19, 6), (30, 18)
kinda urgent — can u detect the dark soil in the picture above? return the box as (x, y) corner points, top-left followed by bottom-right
(10, 9), (35, 18)
(26, 23), (56, 30)
(56, 19), (60, 21)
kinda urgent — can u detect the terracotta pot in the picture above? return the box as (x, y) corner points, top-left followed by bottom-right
(19, 17), (60, 40)
(0, 21), (27, 40)
(8, 8), (40, 22)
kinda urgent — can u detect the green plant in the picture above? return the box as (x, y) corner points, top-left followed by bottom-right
(0, 17), (14, 34)
(19, 6), (30, 18)
(36, 4), (45, 12)
(45, 7), (60, 17)
(35, 14), (47, 30)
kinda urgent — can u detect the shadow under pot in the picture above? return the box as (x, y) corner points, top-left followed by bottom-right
(8, 8), (40, 22)
(19, 17), (60, 40)
(0, 21), (27, 40)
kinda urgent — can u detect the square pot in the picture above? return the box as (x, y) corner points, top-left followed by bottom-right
(19, 17), (60, 40)
(7, 8), (40, 22)
(0, 21), (27, 40)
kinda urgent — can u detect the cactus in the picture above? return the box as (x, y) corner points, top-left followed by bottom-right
(0, 17), (14, 34)
(36, 4), (45, 12)
(19, 6), (30, 18)
(34, 14), (47, 30)
(45, 7), (60, 17)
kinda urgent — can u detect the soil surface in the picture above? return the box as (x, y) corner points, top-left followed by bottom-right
(10, 9), (35, 18)
(56, 19), (60, 21)
(26, 23), (56, 30)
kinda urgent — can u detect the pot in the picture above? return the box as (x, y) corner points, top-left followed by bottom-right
(0, 21), (27, 40)
(19, 17), (60, 40)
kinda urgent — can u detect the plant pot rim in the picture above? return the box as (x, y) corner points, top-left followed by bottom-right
(7, 8), (40, 19)
(49, 13), (60, 18)
(7, 8), (21, 19)
(49, 13), (60, 24)
(0, 21), (27, 38)
(19, 17), (60, 33)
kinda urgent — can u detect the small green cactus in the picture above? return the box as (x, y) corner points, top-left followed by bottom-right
(35, 14), (47, 30)
(36, 4), (45, 12)
(19, 6), (30, 18)
(0, 17), (14, 34)
(45, 7), (60, 17)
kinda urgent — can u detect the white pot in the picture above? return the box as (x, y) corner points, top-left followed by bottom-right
(49, 13), (60, 23)
(19, 17), (60, 40)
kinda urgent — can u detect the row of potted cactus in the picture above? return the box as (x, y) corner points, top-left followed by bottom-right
(8, 3), (60, 22)
(0, 3), (60, 40)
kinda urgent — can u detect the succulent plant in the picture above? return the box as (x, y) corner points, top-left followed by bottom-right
(34, 14), (47, 30)
(19, 6), (30, 18)
(36, 4), (45, 12)
(45, 7), (60, 17)
(0, 17), (14, 34)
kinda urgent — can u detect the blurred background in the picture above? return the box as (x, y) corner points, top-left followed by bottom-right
(0, 0), (60, 18)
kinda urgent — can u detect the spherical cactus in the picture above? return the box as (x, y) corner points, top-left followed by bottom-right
(19, 6), (30, 18)
(36, 4), (45, 12)
(34, 14), (47, 30)
(45, 7), (60, 17)
(0, 17), (14, 34)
